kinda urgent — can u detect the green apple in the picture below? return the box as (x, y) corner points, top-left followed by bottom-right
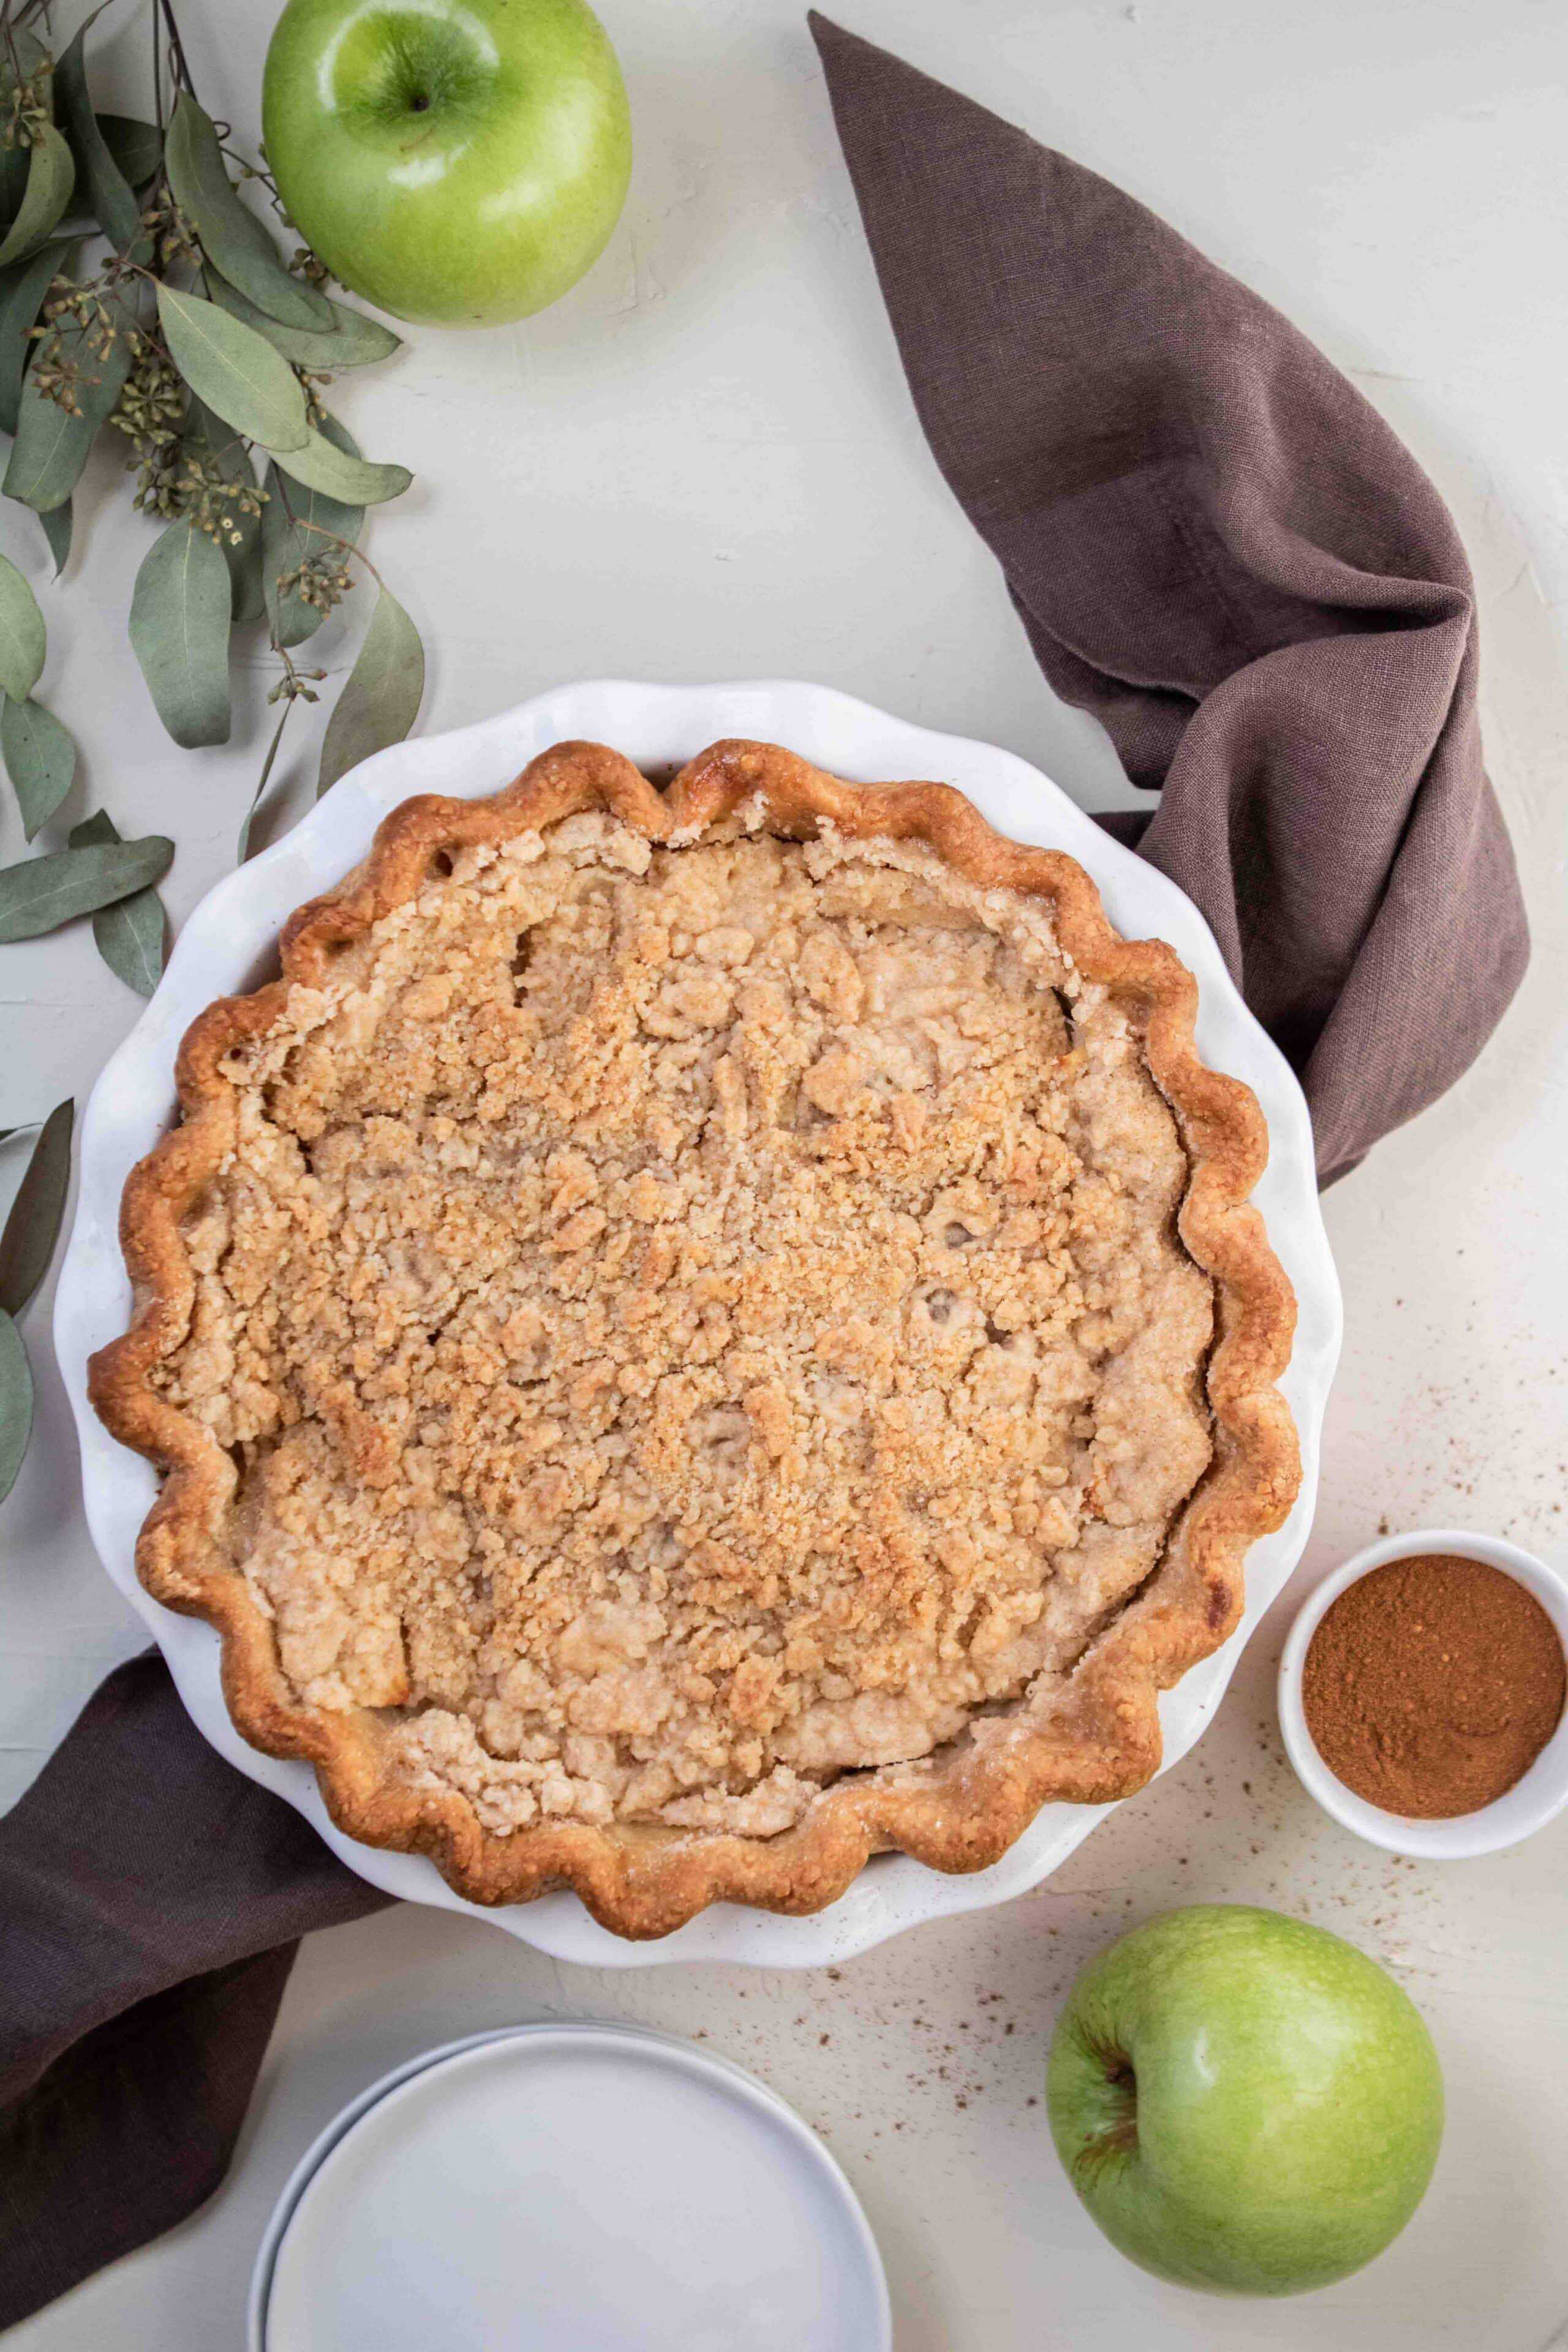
(262, 0), (632, 328)
(1047, 1905), (1442, 2296)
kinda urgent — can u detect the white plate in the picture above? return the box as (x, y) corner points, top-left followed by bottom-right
(253, 2024), (890, 2352)
(53, 678), (1341, 1967)
(247, 2027), (527, 2349)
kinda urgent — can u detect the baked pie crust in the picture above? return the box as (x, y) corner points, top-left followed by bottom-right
(91, 738), (1300, 1938)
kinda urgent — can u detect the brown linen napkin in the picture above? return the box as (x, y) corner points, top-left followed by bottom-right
(0, 1653), (386, 2330)
(809, 13), (1528, 1185)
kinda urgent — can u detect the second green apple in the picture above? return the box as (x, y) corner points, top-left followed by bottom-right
(262, 0), (632, 328)
(1047, 1905), (1443, 2296)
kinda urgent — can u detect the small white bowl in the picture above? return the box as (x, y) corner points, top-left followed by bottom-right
(1278, 1528), (1568, 1860)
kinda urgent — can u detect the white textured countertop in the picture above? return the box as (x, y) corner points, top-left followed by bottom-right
(3, 2), (1566, 2346)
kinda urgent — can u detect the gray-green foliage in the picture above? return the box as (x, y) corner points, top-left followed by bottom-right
(261, 413), (364, 650)
(271, 427), (412, 508)
(129, 516), (232, 747)
(96, 115), (162, 191)
(0, 834), (173, 941)
(0, 238), (75, 435)
(37, 491), (71, 576)
(0, 32), (45, 222)
(0, 552), (45, 699)
(0, 1098), (74, 1503)
(0, 20), (424, 1510)
(2, 692), (75, 835)
(0, 1098), (72, 1317)
(0, 122), (73, 266)
(0, 45), (420, 861)
(208, 274), (401, 372)
(0, 1310), (30, 1504)
(165, 94), (331, 332)
(156, 282), (310, 451)
(0, 556), (78, 840)
(185, 398), (263, 622)
(53, 20), (145, 255)
(69, 812), (166, 995)
(4, 281), (138, 511)
(318, 587), (424, 796)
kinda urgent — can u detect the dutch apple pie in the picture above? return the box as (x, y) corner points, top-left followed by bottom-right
(92, 739), (1300, 1937)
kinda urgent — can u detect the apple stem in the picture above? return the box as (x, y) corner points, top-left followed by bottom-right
(1074, 2041), (1140, 2175)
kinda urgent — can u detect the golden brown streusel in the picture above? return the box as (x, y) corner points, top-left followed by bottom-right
(157, 812), (1213, 1836)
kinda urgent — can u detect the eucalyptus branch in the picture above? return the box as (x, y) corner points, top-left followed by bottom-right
(156, 0), (198, 106)
(150, 0), (164, 135)
(287, 517), (395, 596)
(272, 483), (395, 611)
(266, 640), (325, 706)
(237, 682), (306, 862)
(0, 0), (421, 1508)
(218, 137), (270, 184)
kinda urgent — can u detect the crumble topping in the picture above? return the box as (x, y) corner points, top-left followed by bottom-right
(157, 812), (1213, 1837)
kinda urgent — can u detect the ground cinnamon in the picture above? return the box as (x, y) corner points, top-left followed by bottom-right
(1302, 1553), (1566, 1818)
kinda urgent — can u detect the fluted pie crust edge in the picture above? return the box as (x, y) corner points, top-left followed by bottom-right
(89, 739), (1301, 1938)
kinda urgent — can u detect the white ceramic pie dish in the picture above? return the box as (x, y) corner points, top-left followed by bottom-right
(54, 678), (1341, 1969)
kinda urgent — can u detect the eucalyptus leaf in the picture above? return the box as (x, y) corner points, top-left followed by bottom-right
(0, 125), (75, 268)
(55, 23), (147, 255)
(269, 426), (412, 508)
(0, 131), (27, 238)
(128, 519), (232, 749)
(155, 284), (308, 452)
(0, 556), (45, 702)
(0, 29), (51, 225)
(0, 834), (173, 941)
(0, 235), (74, 437)
(97, 114), (162, 190)
(0, 1310), (31, 1504)
(37, 495), (72, 577)
(228, 524), (264, 627)
(166, 95), (331, 332)
(318, 587), (424, 795)
(3, 282), (137, 512)
(70, 810), (167, 995)
(184, 396), (264, 624)
(262, 414), (363, 650)
(1, 694), (75, 837)
(209, 273), (401, 371)
(0, 1096), (72, 1317)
